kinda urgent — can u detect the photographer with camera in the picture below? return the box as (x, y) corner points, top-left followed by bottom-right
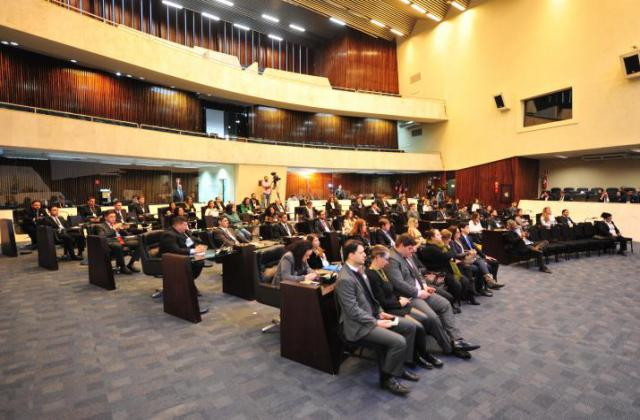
(260, 172), (281, 208)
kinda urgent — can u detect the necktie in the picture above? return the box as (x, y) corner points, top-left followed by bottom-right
(112, 224), (125, 245)
(405, 257), (423, 288)
(464, 236), (472, 249)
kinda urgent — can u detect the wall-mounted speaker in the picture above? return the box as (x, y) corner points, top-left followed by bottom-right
(493, 93), (510, 111)
(621, 50), (640, 79)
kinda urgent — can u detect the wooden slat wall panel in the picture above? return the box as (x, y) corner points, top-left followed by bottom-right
(0, 46), (203, 131)
(454, 157), (540, 208)
(249, 106), (398, 149)
(316, 29), (399, 94)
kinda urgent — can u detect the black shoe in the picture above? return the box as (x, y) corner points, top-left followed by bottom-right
(380, 377), (411, 396)
(414, 356), (434, 370)
(401, 370), (420, 382)
(454, 339), (480, 352)
(423, 354), (443, 368)
(127, 264), (140, 273)
(151, 289), (163, 299)
(119, 266), (133, 275)
(539, 266), (552, 273)
(479, 290), (493, 297)
(200, 307), (209, 315)
(452, 348), (471, 359)
(489, 283), (505, 290)
(452, 305), (462, 314)
(468, 296), (480, 305)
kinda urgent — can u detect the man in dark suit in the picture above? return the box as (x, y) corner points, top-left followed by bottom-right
(78, 197), (102, 223)
(459, 223), (502, 289)
(159, 216), (207, 280)
(39, 205), (84, 259)
(302, 201), (315, 221)
(172, 178), (185, 203)
(504, 220), (551, 273)
(335, 240), (418, 395)
(313, 210), (334, 235)
(375, 217), (396, 247)
(435, 207), (449, 221)
(95, 211), (140, 274)
(556, 209), (576, 227)
(595, 212), (630, 255)
(112, 200), (132, 224)
(368, 202), (382, 216)
(486, 210), (504, 230)
(131, 195), (151, 221)
(213, 216), (250, 247)
(557, 191), (572, 202)
(275, 213), (297, 238)
(21, 199), (47, 249)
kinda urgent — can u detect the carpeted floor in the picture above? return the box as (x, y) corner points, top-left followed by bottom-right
(0, 247), (639, 420)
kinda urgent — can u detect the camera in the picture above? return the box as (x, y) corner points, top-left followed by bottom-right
(271, 172), (281, 183)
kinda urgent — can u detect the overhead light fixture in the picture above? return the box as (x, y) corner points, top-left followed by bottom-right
(427, 12), (442, 22)
(233, 23), (250, 31)
(70, 59), (78, 63)
(202, 12), (220, 21)
(411, 4), (426, 13)
(400, 0), (411, 4)
(214, 0), (233, 6)
(555, 155), (568, 159)
(370, 19), (385, 28)
(9, 41), (19, 46)
(406, 121), (415, 124)
(139, 77), (145, 80)
(235, 120), (241, 124)
(289, 23), (305, 32)
(162, 1), (183, 9)
(450, 1), (466, 11)
(268, 34), (283, 42)
(330, 17), (346, 26)
(390, 28), (404, 36)
(262, 14), (279, 23)
(630, 148), (640, 153)
(126, 74), (132, 78)
(115, 72), (122, 76)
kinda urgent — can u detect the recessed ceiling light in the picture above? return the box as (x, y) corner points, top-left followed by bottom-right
(630, 148), (640, 153)
(450, 1), (466, 11)
(262, 14), (279, 23)
(139, 77), (145, 80)
(289, 24), (305, 32)
(9, 41), (19, 46)
(235, 120), (241, 124)
(370, 19), (385, 28)
(214, 0), (233, 6)
(115, 72), (122, 76)
(555, 155), (568, 159)
(268, 34), (283, 42)
(233, 23), (250, 31)
(390, 28), (404, 36)
(411, 4), (426, 13)
(70, 59), (78, 63)
(202, 12), (220, 21)
(162, 1), (183, 9)
(126, 74), (132, 78)
(400, 0), (410, 4)
(427, 12), (442, 21)
(330, 17), (346, 26)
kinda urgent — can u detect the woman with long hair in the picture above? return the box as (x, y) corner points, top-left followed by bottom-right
(272, 240), (318, 286)
(306, 234), (329, 269)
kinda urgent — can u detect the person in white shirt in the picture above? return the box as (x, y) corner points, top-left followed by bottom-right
(204, 200), (219, 217)
(539, 207), (556, 229)
(468, 212), (484, 234)
(470, 199), (481, 213)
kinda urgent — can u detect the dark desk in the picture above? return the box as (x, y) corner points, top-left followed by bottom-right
(280, 280), (342, 374)
(481, 229), (509, 264)
(162, 253), (202, 323)
(219, 244), (258, 300)
(0, 219), (17, 257)
(37, 225), (58, 271)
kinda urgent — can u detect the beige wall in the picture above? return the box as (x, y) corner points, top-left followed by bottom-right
(0, 0), (446, 123)
(235, 165), (287, 204)
(398, 0), (640, 169)
(540, 158), (640, 190)
(0, 108), (443, 172)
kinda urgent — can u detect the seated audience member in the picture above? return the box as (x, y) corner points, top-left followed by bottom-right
(368, 202), (382, 216)
(385, 234), (480, 359)
(213, 196), (225, 212)
(486, 209), (504, 230)
(350, 196), (366, 218)
(335, 240), (418, 395)
(599, 190), (610, 203)
(260, 205), (277, 223)
(379, 195), (393, 213)
(435, 206), (449, 221)
(419, 197), (432, 214)
(307, 234), (330, 269)
(348, 219), (372, 250)
(40, 205), (84, 260)
(394, 198), (408, 214)
(514, 209), (529, 228)
(78, 197), (102, 223)
(112, 200), (131, 224)
(406, 203), (420, 220)
(224, 204), (252, 240)
(239, 197), (254, 215)
(406, 217), (425, 245)
(595, 212), (629, 255)
(21, 199), (47, 249)
(504, 220), (551, 273)
(313, 210), (334, 235)
(539, 206), (556, 229)
(302, 200), (316, 221)
(95, 210), (140, 274)
(214, 215), (251, 246)
(276, 213), (297, 237)
(507, 202), (519, 217)
(271, 199), (286, 214)
(183, 196), (197, 214)
(556, 209), (575, 227)
(470, 198), (481, 213)
(367, 245), (444, 370)
(458, 223), (502, 289)
(159, 215), (207, 280)
(481, 205), (492, 219)
(325, 196), (341, 217)
(613, 190), (624, 203)
(557, 191), (571, 201)
(457, 205), (470, 220)
(204, 200), (220, 217)
(272, 240), (318, 287)
(539, 191), (550, 201)
(165, 202), (177, 216)
(342, 209), (356, 235)
(132, 195), (152, 221)
(376, 217), (396, 247)
(468, 212), (484, 235)
(249, 193), (261, 211)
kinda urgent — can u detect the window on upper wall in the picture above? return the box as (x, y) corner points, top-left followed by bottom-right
(523, 88), (572, 127)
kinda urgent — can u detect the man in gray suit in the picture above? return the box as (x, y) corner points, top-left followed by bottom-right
(385, 234), (480, 359)
(335, 240), (419, 396)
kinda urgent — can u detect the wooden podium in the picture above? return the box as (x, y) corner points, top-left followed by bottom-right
(37, 225), (59, 271)
(162, 253), (202, 323)
(280, 281), (342, 374)
(220, 244), (257, 300)
(0, 219), (17, 257)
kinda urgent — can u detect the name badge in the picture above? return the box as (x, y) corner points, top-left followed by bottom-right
(185, 237), (194, 247)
